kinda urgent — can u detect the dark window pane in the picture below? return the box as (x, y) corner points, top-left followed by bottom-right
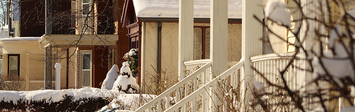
(82, 54), (91, 69)
(193, 28), (202, 60)
(205, 28), (210, 59)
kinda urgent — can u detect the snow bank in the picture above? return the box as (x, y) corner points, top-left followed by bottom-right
(0, 91), (22, 104)
(99, 94), (157, 111)
(265, 1), (291, 27)
(0, 87), (122, 103)
(101, 64), (119, 90)
(25, 90), (72, 103)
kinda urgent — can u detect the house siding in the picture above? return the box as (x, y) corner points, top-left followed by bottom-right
(140, 22), (242, 94)
(141, 22), (158, 93)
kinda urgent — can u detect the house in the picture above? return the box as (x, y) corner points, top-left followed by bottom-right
(0, 0), (46, 91)
(39, 0), (129, 89)
(121, 0), (243, 94)
(134, 0), (355, 112)
(0, 0), (129, 90)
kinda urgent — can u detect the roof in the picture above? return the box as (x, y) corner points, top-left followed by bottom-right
(132, 0), (242, 19)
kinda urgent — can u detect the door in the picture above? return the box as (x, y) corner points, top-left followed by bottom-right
(81, 50), (92, 87)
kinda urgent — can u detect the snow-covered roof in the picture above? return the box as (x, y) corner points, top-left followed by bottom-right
(133, 0), (242, 19)
(0, 37), (41, 41)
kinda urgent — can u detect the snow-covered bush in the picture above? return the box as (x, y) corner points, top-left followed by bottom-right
(112, 62), (140, 94)
(124, 48), (139, 77)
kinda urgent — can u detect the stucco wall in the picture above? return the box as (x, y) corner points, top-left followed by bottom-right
(140, 22), (242, 94)
(141, 22), (158, 93)
(161, 22), (179, 89)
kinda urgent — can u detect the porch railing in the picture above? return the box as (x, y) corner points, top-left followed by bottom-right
(164, 58), (244, 112)
(136, 61), (212, 112)
(251, 54), (302, 111)
(251, 54), (301, 91)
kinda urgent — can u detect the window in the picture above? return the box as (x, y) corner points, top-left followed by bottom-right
(82, 0), (91, 15)
(8, 54), (19, 76)
(193, 27), (210, 60)
(81, 50), (92, 87)
(81, 0), (92, 34)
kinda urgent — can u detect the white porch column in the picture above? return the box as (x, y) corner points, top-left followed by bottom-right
(241, 0), (263, 111)
(210, 0), (228, 111)
(178, 0), (193, 80)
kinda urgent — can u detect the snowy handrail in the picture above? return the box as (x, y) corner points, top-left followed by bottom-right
(136, 61), (212, 112)
(165, 58), (245, 112)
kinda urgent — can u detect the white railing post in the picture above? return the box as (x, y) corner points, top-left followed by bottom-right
(55, 63), (61, 90)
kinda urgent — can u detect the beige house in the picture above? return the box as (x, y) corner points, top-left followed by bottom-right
(39, 0), (128, 89)
(0, 37), (45, 90)
(121, 0), (242, 94)
(135, 0), (355, 112)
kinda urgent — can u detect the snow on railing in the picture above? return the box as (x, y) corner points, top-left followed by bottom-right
(136, 61), (212, 112)
(165, 58), (244, 112)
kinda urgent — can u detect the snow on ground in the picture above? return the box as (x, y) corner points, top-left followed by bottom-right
(265, 1), (291, 27)
(0, 87), (159, 111)
(0, 87), (123, 103)
(99, 94), (157, 112)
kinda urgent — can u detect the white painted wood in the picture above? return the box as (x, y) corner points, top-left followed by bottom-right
(165, 58), (244, 112)
(184, 59), (210, 66)
(55, 63), (61, 90)
(241, 0), (263, 111)
(210, 0), (228, 111)
(178, 0), (194, 81)
(135, 62), (212, 112)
